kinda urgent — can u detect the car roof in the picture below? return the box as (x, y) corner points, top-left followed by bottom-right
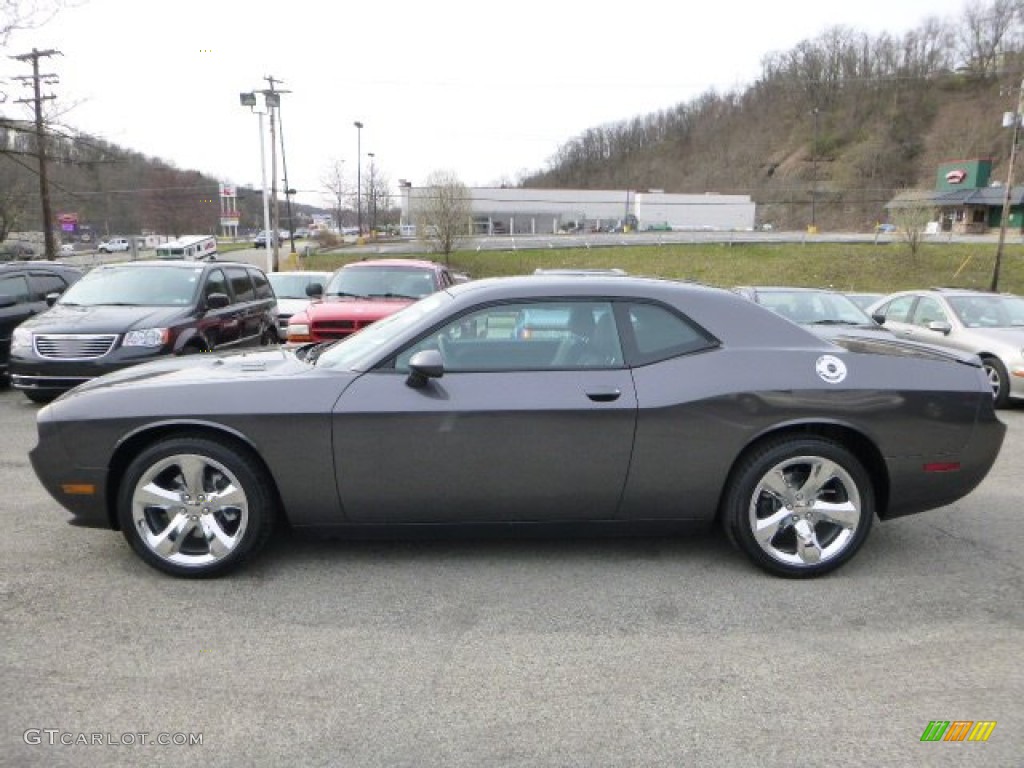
(740, 285), (842, 294)
(342, 258), (442, 270)
(92, 259), (262, 271)
(0, 260), (81, 272)
(447, 274), (720, 300)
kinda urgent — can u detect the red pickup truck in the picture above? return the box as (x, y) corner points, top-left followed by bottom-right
(286, 259), (456, 343)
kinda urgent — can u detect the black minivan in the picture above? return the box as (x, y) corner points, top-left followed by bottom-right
(9, 260), (278, 403)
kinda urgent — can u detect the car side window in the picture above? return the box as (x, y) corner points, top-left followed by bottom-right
(393, 301), (622, 372)
(250, 269), (273, 300)
(623, 302), (717, 366)
(911, 297), (948, 327)
(0, 274), (30, 304)
(204, 269), (229, 302)
(881, 295), (915, 323)
(225, 268), (254, 303)
(29, 273), (68, 301)
(28, 274), (69, 301)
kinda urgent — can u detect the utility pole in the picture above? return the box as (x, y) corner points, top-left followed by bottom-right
(264, 75), (295, 256)
(11, 48), (60, 260)
(993, 77), (1024, 292)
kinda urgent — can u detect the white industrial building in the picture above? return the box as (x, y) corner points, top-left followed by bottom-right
(399, 186), (756, 235)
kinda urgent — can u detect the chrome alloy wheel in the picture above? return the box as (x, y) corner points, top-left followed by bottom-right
(130, 453), (250, 568)
(748, 455), (862, 567)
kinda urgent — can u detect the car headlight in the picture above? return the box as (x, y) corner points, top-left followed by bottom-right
(123, 328), (170, 347)
(11, 327), (32, 351)
(288, 323), (309, 338)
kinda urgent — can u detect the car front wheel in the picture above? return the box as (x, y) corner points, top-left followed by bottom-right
(981, 356), (1010, 408)
(117, 436), (276, 577)
(723, 437), (874, 578)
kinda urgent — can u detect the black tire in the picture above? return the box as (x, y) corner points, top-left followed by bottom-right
(722, 437), (874, 578)
(981, 356), (1010, 409)
(24, 390), (59, 404)
(260, 326), (278, 346)
(117, 435), (276, 578)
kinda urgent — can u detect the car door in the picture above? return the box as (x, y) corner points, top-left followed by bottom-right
(223, 266), (259, 345)
(332, 300), (638, 524)
(873, 294), (918, 337)
(0, 272), (34, 369)
(199, 267), (241, 348)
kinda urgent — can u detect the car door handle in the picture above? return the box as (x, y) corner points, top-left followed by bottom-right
(586, 387), (622, 402)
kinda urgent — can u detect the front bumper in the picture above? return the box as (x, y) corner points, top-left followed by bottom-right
(30, 412), (113, 528)
(10, 346), (173, 393)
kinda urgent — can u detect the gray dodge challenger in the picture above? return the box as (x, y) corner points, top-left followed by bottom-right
(28, 275), (1006, 578)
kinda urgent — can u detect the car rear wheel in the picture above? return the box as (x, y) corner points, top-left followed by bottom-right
(723, 437), (874, 578)
(981, 356), (1010, 408)
(117, 436), (276, 578)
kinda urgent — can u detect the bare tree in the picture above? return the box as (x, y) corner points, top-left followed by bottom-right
(415, 170), (470, 263)
(320, 158), (348, 231)
(957, 0), (1018, 75)
(0, 163), (27, 241)
(890, 189), (936, 261)
(1, 0), (69, 46)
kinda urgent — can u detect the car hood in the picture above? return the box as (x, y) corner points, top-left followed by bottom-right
(63, 347), (308, 396)
(307, 297), (413, 322)
(20, 303), (191, 333)
(276, 297), (313, 316)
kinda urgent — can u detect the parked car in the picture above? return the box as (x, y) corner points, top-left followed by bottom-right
(28, 276), (1005, 579)
(266, 270), (332, 340)
(9, 260), (278, 403)
(867, 288), (1024, 407)
(0, 261), (83, 382)
(733, 286), (889, 339)
(0, 240), (37, 261)
(97, 237), (133, 254)
(286, 259), (455, 343)
(253, 231), (280, 248)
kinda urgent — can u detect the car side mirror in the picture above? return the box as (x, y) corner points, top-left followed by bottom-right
(928, 320), (952, 335)
(871, 312), (886, 325)
(306, 282), (323, 298)
(0, 295), (15, 308)
(406, 349), (444, 389)
(206, 292), (230, 309)
(45, 291), (62, 307)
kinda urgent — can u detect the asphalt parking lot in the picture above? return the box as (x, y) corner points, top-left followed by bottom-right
(1, 386), (1021, 768)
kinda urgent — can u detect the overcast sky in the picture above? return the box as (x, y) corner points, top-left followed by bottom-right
(4, 0), (975, 207)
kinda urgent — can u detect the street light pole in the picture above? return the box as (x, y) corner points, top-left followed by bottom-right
(994, 77), (1024, 292)
(354, 121), (363, 235)
(239, 92), (273, 274)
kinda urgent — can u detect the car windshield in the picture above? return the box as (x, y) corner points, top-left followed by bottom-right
(325, 266), (437, 300)
(315, 291), (453, 371)
(759, 290), (873, 325)
(946, 294), (1024, 328)
(268, 273), (329, 299)
(58, 265), (202, 306)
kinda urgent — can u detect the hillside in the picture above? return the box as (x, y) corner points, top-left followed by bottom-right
(521, 11), (1024, 232)
(0, 126), (325, 241)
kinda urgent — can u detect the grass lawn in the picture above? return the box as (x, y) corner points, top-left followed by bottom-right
(302, 241), (1024, 295)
